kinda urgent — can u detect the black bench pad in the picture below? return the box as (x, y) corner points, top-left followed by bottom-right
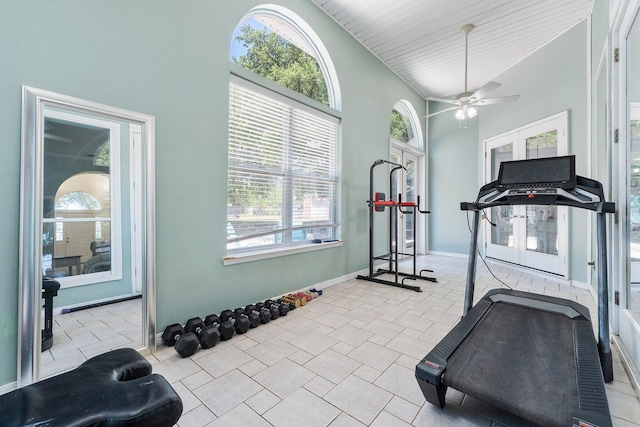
(0, 348), (182, 427)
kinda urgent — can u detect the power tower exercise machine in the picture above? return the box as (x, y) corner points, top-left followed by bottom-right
(415, 155), (613, 427)
(357, 159), (436, 292)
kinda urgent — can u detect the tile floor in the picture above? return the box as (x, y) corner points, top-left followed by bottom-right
(41, 297), (142, 379)
(45, 255), (640, 426)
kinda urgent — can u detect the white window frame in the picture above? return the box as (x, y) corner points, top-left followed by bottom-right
(42, 107), (122, 288)
(392, 99), (425, 150)
(225, 5), (342, 264)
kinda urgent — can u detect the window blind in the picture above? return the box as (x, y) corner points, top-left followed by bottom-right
(227, 76), (340, 250)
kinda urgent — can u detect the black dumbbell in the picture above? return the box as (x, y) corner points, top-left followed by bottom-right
(205, 313), (235, 341)
(263, 300), (280, 320)
(237, 306), (260, 328)
(162, 323), (200, 358)
(220, 309), (251, 335)
(185, 317), (220, 349)
(233, 307), (259, 329)
(254, 302), (273, 323)
(245, 304), (270, 325)
(265, 299), (289, 317)
(277, 298), (296, 311)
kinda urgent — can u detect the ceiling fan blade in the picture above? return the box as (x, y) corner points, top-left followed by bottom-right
(476, 95), (520, 105)
(471, 81), (502, 100)
(426, 96), (459, 105)
(426, 106), (458, 118)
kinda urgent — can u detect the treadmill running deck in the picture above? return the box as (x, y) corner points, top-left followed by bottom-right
(415, 289), (612, 427)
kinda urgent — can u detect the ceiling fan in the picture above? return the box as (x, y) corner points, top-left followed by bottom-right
(426, 24), (519, 120)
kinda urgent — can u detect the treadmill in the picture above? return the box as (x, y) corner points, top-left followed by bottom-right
(415, 155), (614, 427)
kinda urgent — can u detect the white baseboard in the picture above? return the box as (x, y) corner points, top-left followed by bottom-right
(612, 333), (640, 397)
(570, 280), (591, 291)
(0, 381), (17, 396)
(295, 268), (369, 292)
(427, 251), (468, 259)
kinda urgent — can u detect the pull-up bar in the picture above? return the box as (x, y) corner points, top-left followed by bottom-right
(356, 159), (437, 292)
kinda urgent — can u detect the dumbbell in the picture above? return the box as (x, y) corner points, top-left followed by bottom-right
(264, 299), (288, 318)
(236, 307), (260, 329)
(162, 323), (200, 358)
(281, 295), (300, 308)
(246, 303), (271, 324)
(184, 317), (220, 349)
(220, 309), (251, 335)
(310, 288), (323, 296)
(295, 291), (314, 302)
(286, 293), (306, 306)
(205, 313), (234, 341)
(279, 297), (298, 310)
(268, 299), (291, 317)
(254, 301), (278, 320)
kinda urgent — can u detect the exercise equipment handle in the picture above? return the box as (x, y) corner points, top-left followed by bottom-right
(416, 195), (431, 214)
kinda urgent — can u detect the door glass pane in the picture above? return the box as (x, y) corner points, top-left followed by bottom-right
(405, 158), (415, 249)
(630, 110), (640, 320)
(525, 206), (558, 255)
(629, 7), (640, 324)
(491, 144), (513, 247)
(525, 130), (557, 159)
(525, 131), (558, 254)
(43, 115), (113, 277)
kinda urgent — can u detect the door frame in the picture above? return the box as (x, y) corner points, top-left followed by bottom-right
(483, 111), (569, 277)
(611, 0), (640, 391)
(391, 141), (426, 255)
(19, 87), (157, 386)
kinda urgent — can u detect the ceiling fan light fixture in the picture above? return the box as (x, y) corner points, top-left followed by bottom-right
(424, 24), (519, 121)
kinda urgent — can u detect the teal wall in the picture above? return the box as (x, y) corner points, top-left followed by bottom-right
(428, 113), (480, 254)
(0, 1), (425, 386)
(428, 21), (591, 283)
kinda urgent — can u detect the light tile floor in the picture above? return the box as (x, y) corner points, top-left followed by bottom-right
(143, 255), (640, 427)
(41, 297), (142, 379)
(44, 255), (640, 426)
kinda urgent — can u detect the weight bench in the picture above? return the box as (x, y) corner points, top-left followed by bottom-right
(0, 348), (182, 427)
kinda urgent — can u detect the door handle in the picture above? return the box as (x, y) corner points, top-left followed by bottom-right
(588, 261), (595, 268)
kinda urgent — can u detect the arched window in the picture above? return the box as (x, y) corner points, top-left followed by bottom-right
(55, 192), (101, 210)
(390, 100), (423, 150)
(227, 5), (341, 256)
(51, 173), (112, 248)
(230, 4), (341, 109)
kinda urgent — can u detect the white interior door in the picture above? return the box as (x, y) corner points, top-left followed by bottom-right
(618, 0), (640, 385)
(484, 113), (568, 277)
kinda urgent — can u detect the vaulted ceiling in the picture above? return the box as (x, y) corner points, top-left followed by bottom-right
(312, 0), (593, 99)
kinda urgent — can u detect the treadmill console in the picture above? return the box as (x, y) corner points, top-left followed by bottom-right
(467, 155), (613, 213)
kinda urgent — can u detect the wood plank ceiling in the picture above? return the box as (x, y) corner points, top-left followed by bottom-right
(311, 0), (593, 99)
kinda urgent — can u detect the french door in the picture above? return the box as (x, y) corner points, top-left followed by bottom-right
(613, 0), (640, 388)
(484, 112), (568, 277)
(391, 148), (419, 256)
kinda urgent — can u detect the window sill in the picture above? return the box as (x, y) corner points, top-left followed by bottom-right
(223, 240), (344, 266)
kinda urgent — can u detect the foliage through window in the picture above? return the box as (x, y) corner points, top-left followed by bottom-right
(228, 8), (340, 252)
(94, 142), (110, 166)
(390, 109), (413, 143)
(231, 18), (329, 105)
(55, 191), (101, 210)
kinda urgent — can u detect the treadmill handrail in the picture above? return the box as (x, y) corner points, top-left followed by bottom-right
(461, 175), (615, 213)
